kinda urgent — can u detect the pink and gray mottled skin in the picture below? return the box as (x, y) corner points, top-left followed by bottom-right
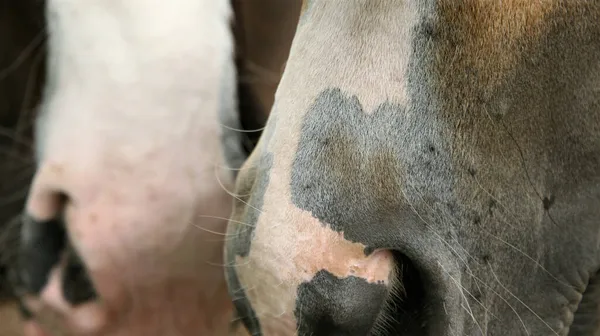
(225, 0), (600, 335)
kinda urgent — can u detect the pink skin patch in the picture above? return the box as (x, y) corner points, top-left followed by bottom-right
(233, 202), (398, 335)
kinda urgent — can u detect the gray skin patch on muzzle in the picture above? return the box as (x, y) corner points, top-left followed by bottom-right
(289, 88), (454, 250)
(295, 269), (388, 336)
(287, 88), (459, 334)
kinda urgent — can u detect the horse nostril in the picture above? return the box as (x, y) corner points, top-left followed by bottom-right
(62, 245), (97, 305)
(295, 269), (390, 336)
(18, 215), (66, 295)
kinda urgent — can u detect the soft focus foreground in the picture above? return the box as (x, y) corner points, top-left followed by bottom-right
(0, 0), (300, 335)
(4, 0), (238, 335)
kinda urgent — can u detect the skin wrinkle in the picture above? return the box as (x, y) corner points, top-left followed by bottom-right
(226, 0), (600, 335)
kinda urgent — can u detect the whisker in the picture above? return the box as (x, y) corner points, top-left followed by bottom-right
(469, 173), (519, 232)
(205, 258), (251, 268)
(192, 224), (234, 236)
(212, 164), (246, 172)
(0, 127), (35, 150)
(207, 149), (258, 182)
(488, 264), (559, 336)
(213, 157), (267, 217)
(468, 272), (530, 336)
(400, 187), (475, 275)
(407, 184), (480, 270)
(0, 186), (30, 207)
(220, 124), (266, 133)
(0, 30), (45, 82)
(437, 261), (497, 321)
(10, 43), (46, 157)
(483, 230), (574, 289)
(403, 178), (540, 336)
(460, 303), (485, 336)
(196, 214), (255, 228)
(213, 161), (248, 199)
(243, 60), (282, 83)
(407, 173), (574, 292)
(481, 105), (581, 248)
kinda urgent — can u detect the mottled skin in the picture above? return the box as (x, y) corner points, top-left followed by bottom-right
(225, 0), (600, 335)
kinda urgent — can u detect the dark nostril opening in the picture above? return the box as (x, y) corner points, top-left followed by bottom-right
(62, 244), (97, 305)
(295, 269), (390, 336)
(19, 215), (66, 295)
(381, 251), (428, 335)
(17, 190), (98, 305)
